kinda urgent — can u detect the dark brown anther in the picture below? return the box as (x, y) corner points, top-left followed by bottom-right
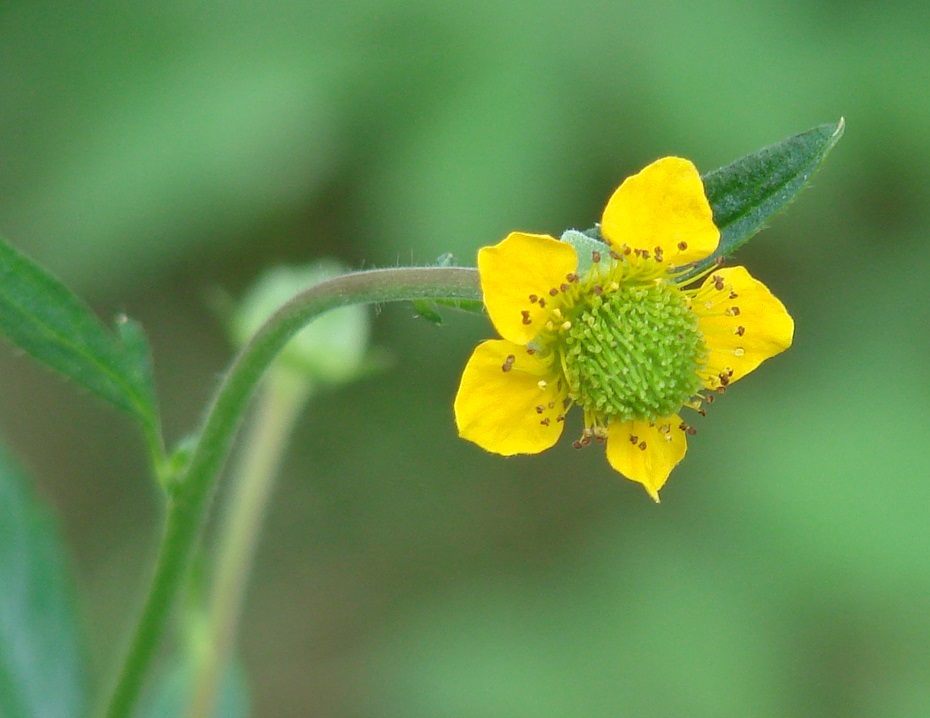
(705, 394), (715, 404)
(591, 250), (601, 263)
(719, 373), (730, 387)
(678, 422), (688, 431)
(566, 273), (579, 283)
(629, 434), (639, 444)
(556, 415), (565, 422)
(677, 241), (688, 251)
(528, 294), (538, 303)
(653, 246), (664, 262)
(726, 306), (741, 316)
(713, 275), (724, 291)
(686, 426), (697, 436)
(698, 409), (707, 417)
(548, 287), (559, 297)
(638, 441), (647, 451)
(526, 347), (537, 355)
(729, 291), (739, 300)
(735, 326), (745, 336)
(560, 283), (569, 292)
(521, 310), (532, 325)
(538, 298), (546, 308)
(716, 386), (727, 395)
(609, 249), (621, 260)
(501, 354), (516, 372)
(535, 405), (545, 414)
(572, 440), (584, 449)
(540, 418), (551, 426)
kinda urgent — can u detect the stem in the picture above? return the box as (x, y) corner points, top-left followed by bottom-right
(189, 369), (312, 717)
(101, 266), (480, 718)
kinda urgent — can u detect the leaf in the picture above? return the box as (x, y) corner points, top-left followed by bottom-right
(693, 118), (845, 274)
(0, 239), (160, 435)
(0, 443), (88, 718)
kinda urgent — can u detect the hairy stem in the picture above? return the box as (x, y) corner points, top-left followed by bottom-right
(102, 266), (480, 718)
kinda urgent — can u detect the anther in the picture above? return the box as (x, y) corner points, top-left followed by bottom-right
(638, 441), (647, 451)
(528, 294), (538, 303)
(713, 275), (724, 291)
(729, 291), (739, 299)
(725, 306), (741, 316)
(686, 426), (697, 436)
(540, 418), (551, 426)
(593, 285), (603, 295)
(560, 283), (569, 292)
(535, 405), (545, 414)
(591, 250), (601, 263)
(735, 326), (745, 336)
(677, 241), (688, 251)
(526, 347), (537, 355)
(629, 434), (639, 445)
(521, 310), (532, 325)
(549, 288), (559, 297)
(566, 273), (579, 283)
(538, 299), (546, 308)
(501, 354), (515, 372)
(653, 246), (664, 262)
(719, 373), (730, 387)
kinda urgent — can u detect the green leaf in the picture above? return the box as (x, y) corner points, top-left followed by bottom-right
(0, 443), (88, 718)
(693, 119), (845, 274)
(0, 239), (160, 434)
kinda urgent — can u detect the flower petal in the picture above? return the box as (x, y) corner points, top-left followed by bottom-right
(454, 339), (567, 456)
(600, 157), (719, 266)
(478, 232), (578, 345)
(695, 266), (794, 389)
(605, 416), (688, 501)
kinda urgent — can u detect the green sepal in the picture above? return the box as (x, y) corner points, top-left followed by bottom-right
(0, 239), (161, 436)
(0, 443), (88, 718)
(692, 119), (845, 274)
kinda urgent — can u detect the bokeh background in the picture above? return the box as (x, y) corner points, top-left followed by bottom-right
(2, 2), (929, 716)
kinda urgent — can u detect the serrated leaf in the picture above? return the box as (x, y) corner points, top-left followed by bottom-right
(0, 443), (88, 718)
(0, 240), (159, 433)
(692, 119), (845, 274)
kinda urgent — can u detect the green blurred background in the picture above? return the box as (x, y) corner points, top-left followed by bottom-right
(2, 1), (928, 716)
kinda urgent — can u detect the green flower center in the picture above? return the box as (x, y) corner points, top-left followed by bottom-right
(558, 279), (706, 422)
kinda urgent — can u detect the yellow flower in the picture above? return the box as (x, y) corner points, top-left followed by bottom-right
(454, 157), (794, 501)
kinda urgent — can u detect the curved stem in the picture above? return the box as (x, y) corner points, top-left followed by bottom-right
(102, 266), (480, 718)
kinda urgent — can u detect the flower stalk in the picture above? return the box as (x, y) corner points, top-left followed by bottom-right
(101, 266), (480, 718)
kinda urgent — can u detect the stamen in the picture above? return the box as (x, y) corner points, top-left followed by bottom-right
(638, 441), (647, 451)
(735, 326), (745, 336)
(501, 354), (515, 372)
(529, 294), (538, 303)
(725, 306), (741, 316)
(677, 241), (688, 251)
(521, 310), (532, 325)
(591, 250), (601, 263)
(549, 287), (559, 297)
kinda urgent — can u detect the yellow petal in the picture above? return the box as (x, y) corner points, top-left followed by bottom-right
(605, 416), (688, 501)
(695, 266), (794, 389)
(478, 232), (578, 345)
(454, 339), (567, 456)
(600, 157), (719, 266)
